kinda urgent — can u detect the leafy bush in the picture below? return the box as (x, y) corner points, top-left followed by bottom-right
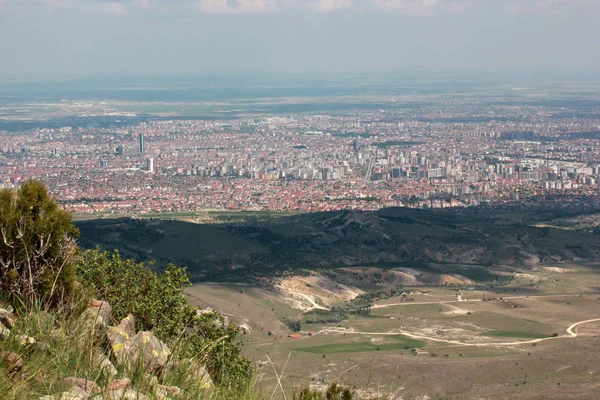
(294, 382), (354, 400)
(283, 317), (302, 332)
(77, 249), (252, 389)
(0, 181), (79, 310)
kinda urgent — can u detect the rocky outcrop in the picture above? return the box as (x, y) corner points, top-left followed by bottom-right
(107, 315), (170, 373)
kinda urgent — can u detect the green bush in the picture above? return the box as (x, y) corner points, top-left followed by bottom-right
(77, 249), (252, 389)
(294, 382), (354, 400)
(0, 180), (79, 310)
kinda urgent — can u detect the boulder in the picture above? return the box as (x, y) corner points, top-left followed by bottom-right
(107, 324), (133, 367)
(95, 351), (117, 376)
(190, 362), (214, 390)
(129, 331), (170, 373)
(117, 315), (136, 337)
(90, 300), (112, 322)
(80, 307), (107, 330)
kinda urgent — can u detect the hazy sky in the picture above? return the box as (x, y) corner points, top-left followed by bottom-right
(0, 0), (599, 79)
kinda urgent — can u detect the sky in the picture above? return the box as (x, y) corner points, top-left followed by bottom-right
(0, 0), (599, 80)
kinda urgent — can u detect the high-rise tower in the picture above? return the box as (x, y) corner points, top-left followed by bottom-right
(139, 133), (144, 153)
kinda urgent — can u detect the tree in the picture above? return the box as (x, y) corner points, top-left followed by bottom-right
(0, 180), (79, 309)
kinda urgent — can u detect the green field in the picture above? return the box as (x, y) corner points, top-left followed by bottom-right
(295, 335), (424, 354)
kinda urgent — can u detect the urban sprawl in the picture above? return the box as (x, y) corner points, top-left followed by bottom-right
(2, 98), (600, 215)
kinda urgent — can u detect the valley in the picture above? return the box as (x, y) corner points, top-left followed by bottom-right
(186, 264), (600, 399)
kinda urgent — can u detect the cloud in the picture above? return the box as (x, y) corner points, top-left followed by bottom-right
(305, 0), (352, 12)
(194, 0), (278, 13)
(103, 1), (128, 14)
(368, 0), (440, 15)
(133, 0), (150, 7)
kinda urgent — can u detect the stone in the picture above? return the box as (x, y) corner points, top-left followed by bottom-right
(108, 388), (149, 400)
(0, 307), (16, 329)
(155, 384), (182, 399)
(118, 315), (136, 337)
(90, 300), (112, 322)
(16, 334), (36, 345)
(0, 323), (10, 338)
(107, 381), (149, 400)
(189, 362), (213, 390)
(80, 307), (107, 329)
(39, 378), (101, 400)
(63, 377), (102, 397)
(1, 351), (23, 373)
(107, 325), (132, 367)
(128, 331), (170, 373)
(95, 352), (118, 377)
(108, 378), (132, 391)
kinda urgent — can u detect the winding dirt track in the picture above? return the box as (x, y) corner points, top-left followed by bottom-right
(371, 294), (580, 309)
(321, 294), (600, 347)
(321, 318), (600, 347)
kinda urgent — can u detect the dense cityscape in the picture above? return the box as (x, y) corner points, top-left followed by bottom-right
(2, 94), (600, 215)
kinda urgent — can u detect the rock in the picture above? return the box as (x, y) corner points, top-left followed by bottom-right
(39, 377), (101, 400)
(129, 331), (170, 373)
(190, 362), (213, 390)
(108, 378), (132, 391)
(108, 388), (149, 400)
(107, 325), (133, 367)
(107, 380), (149, 400)
(63, 377), (102, 397)
(95, 352), (117, 376)
(0, 307), (16, 329)
(90, 300), (112, 322)
(118, 315), (136, 337)
(0, 323), (10, 338)
(16, 334), (36, 345)
(1, 351), (23, 373)
(155, 384), (182, 399)
(80, 307), (107, 329)
(39, 394), (86, 400)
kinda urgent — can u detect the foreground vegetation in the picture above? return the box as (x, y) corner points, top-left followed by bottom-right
(0, 181), (376, 399)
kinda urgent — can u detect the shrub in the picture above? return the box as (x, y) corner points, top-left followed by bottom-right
(284, 317), (302, 332)
(0, 181), (79, 310)
(294, 382), (354, 400)
(77, 249), (252, 389)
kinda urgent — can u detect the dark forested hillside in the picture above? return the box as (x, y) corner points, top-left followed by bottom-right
(76, 208), (600, 282)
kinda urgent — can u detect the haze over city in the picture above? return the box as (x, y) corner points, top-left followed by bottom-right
(1, 0), (599, 79)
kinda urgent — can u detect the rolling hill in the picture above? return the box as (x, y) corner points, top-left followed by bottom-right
(76, 207), (600, 282)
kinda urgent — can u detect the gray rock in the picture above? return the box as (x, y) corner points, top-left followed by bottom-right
(129, 331), (170, 373)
